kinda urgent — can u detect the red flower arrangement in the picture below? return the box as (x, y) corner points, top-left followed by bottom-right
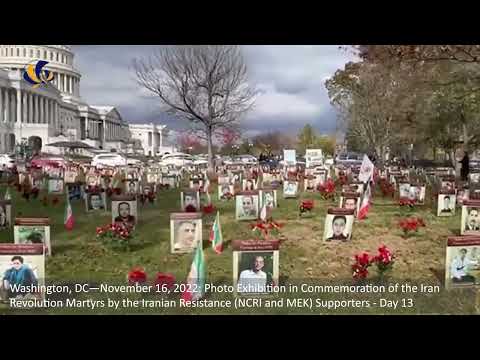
(250, 219), (283, 239)
(153, 272), (176, 291)
(379, 180), (395, 198)
(128, 267), (147, 285)
(201, 203), (216, 215)
(185, 204), (197, 212)
(399, 197), (416, 207)
(352, 252), (372, 280)
(96, 222), (133, 250)
(398, 217), (426, 238)
(317, 179), (336, 200)
(373, 245), (396, 276)
(299, 199), (314, 216)
(352, 245), (396, 280)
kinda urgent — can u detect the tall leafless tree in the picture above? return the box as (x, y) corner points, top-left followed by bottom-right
(133, 46), (257, 171)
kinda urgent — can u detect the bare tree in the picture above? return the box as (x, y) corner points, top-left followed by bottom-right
(133, 46), (257, 171)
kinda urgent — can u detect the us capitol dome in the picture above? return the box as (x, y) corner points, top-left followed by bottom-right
(0, 45), (131, 155)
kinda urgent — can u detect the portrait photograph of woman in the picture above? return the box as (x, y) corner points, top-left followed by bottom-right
(170, 213), (202, 254)
(259, 189), (277, 209)
(242, 179), (257, 191)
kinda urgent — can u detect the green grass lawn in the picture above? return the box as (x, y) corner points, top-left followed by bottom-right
(0, 182), (478, 315)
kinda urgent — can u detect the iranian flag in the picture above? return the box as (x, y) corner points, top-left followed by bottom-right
(181, 243), (205, 302)
(357, 182), (371, 220)
(210, 211), (223, 254)
(64, 197), (74, 230)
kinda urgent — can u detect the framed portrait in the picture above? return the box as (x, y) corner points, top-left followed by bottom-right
(230, 171), (243, 185)
(125, 180), (139, 195)
(408, 184), (426, 205)
(0, 244), (45, 303)
(398, 183), (411, 199)
(86, 174), (100, 188)
(162, 175), (177, 188)
(340, 193), (360, 217)
(141, 183), (156, 197)
(218, 176), (230, 185)
(111, 195), (137, 230)
(170, 212), (203, 254)
(441, 179), (456, 192)
(181, 190), (200, 211)
(445, 237), (480, 289)
(235, 191), (260, 221)
(470, 172), (480, 184)
(67, 183), (84, 202)
(259, 189), (277, 209)
(461, 200), (480, 235)
(218, 184), (234, 200)
(304, 177), (317, 192)
(242, 178), (258, 191)
(283, 181), (299, 198)
(64, 169), (78, 184)
(48, 178), (64, 195)
(32, 177), (45, 191)
(189, 179), (204, 192)
(437, 192), (456, 217)
(323, 208), (354, 242)
(14, 218), (51, 256)
(457, 189), (470, 207)
(232, 240), (279, 296)
(85, 192), (107, 212)
(0, 201), (12, 229)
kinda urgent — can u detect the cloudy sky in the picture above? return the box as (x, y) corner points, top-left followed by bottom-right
(72, 45), (356, 138)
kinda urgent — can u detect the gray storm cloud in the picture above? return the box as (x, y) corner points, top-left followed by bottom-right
(72, 45), (354, 135)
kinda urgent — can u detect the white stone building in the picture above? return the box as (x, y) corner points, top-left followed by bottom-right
(128, 123), (176, 156)
(0, 45), (130, 155)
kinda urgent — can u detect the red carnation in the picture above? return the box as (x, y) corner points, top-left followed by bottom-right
(185, 204), (197, 212)
(153, 272), (176, 290)
(202, 204), (215, 214)
(128, 267), (147, 285)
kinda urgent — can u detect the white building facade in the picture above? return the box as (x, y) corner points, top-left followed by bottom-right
(0, 45), (130, 155)
(128, 123), (176, 156)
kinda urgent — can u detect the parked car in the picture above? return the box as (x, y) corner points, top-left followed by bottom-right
(30, 155), (66, 169)
(91, 153), (127, 168)
(160, 153), (194, 168)
(0, 154), (16, 170)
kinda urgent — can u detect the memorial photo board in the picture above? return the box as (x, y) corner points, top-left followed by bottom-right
(323, 208), (354, 242)
(85, 191), (107, 212)
(283, 180), (298, 198)
(446, 236), (480, 289)
(232, 240), (279, 296)
(235, 191), (260, 221)
(437, 191), (456, 217)
(461, 200), (480, 235)
(259, 188), (277, 209)
(14, 218), (51, 256)
(181, 190), (200, 211)
(111, 195), (137, 230)
(340, 192), (360, 217)
(170, 212), (202, 254)
(48, 178), (64, 195)
(218, 184), (235, 201)
(0, 244), (45, 303)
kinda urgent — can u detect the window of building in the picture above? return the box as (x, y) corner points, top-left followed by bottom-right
(30, 49), (33, 57)
(10, 48), (13, 56)
(23, 48), (26, 57)
(56, 52), (59, 62)
(16, 48), (19, 57)
(37, 49), (40, 58)
(43, 50), (46, 59)
(50, 52), (53, 60)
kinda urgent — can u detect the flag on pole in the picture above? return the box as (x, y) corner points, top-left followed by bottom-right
(210, 211), (223, 254)
(359, 155), (375, 183)
(4, 187), (11, 201)
(64, 196), (74, 230)
(260, 204), (267, 222)
(181, 243), (206, 302)
(357, 182), (371, 220)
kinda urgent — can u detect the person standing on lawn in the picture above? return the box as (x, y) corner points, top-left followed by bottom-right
(460, 151), (470, 182)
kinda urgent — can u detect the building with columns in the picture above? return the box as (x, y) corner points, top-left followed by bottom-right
(0, 45), (130, 155)
(127, 123), (177, 156)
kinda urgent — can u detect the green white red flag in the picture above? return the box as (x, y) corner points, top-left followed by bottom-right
(64, 196), (74, 230)
(181, 243), (206, 302)
(210, 211), (223, 254)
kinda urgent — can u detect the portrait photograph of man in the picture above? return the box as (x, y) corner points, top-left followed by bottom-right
(340, 194), (360, 217)
(48, 178), (64, 195)
(127, 180), (139, 195)
(323, 209), (354, 242)
(461, 202), (480, 235)
(170, 213), (202, 254)
(235, 193), (259, 221)
(437, 194), (456, 217)
(446, 238), (480, 289)
(218, 184), (234, 201)
(111, 198), (137, 231)
(236, 253), (273, 294)
(0, 246), (45, 302)
(181, 191), (200, 211)
(68, 184), (83, 201)
(283, 181), (298, 198)
(14, 220), (51, 256)
(85, 192), (106, 212)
